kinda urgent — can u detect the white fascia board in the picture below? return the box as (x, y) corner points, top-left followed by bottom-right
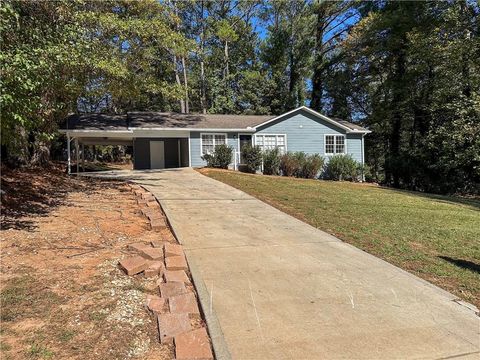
(59, 129), (134, 137)
(128, 127), (255, 132)
(250, 106), (371, 134)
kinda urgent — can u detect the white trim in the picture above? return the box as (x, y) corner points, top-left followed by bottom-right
(60, 130), (134, 138)
(188, 134), (192, 167)
(237, 133), (253, 153)
(324, 134), (347, 155)
(75, 138), (79, 174)
(134, 127), (255, 132)
(249, 106), (371, 134)
(361, 134), (365, 165)
(237, 133), (254, 169)
(200, 132), (228, 156)
(254, 133), (287, 153)
(67, 133), (71, 175)
(132, 129), (189, 138)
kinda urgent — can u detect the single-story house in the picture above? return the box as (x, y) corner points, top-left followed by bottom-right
(60, 106), (370, 172)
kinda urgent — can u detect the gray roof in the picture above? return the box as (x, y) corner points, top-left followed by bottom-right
(62, 110), (369, 132)
(331, 118), (369, 131)
(128, 112), (273, 129)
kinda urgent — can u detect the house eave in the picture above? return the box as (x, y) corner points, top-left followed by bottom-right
(251, 106), (371, 134)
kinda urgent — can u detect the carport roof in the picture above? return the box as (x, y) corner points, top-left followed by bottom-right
(63, 112), (274, 131)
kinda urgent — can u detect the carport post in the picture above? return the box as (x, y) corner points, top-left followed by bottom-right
(75, 138), (79, 174)
(67, 133), (71, 175)
(81, 144), (85, 172)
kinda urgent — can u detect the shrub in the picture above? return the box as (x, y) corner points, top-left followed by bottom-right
(280, 152), (303, 177)
(356, 163), (373, 182)
(325, 154), (358, 181)
(201, 144), (233, 169)
(262, 148), (281, 175)
(241, 144), (262, 173)
(302, 154), (325, 179)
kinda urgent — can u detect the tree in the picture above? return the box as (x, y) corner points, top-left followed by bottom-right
(310, 0), (356, 112)
(341, 0), (479, 193)
(0, 0), (190, 163)
(260, 0), (314, 114)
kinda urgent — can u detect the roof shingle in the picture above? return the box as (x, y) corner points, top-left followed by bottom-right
(62, 110), (369, 132)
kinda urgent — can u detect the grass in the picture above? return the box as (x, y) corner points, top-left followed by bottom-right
(198, 168), (480, 308)
(0, 274), (64, 322)
(27, 343), (54, 359)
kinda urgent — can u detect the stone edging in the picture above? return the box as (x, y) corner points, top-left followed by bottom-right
(119, 183), (215, 359)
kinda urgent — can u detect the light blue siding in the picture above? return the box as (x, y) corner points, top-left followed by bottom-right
(189, 109), (364, 168)
(256, 109), (364, 164)
(189, 131), (240, 167)
(346, 133), (363, 163)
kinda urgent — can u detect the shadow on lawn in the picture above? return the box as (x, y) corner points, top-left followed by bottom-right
(1, 162), (122, 231)
(380, 186), (480, 211)
(439, 256), (480, 275)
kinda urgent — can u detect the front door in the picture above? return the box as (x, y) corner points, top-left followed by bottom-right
(150, 141), (165, 169)
(239, 135), (252, 164)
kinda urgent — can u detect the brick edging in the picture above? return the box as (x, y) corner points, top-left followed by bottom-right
(133, 182), (232, 360)
(120, 183), (216, 359)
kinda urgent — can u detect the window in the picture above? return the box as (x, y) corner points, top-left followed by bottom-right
(325, 135), (345, 154)
(255, 134), (286, 154)
(201, 133), (226, 155)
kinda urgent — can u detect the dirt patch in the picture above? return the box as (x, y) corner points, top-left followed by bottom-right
(0, 165), (176, 359)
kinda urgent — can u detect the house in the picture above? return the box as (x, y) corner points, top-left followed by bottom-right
(60, 106), (370, 172)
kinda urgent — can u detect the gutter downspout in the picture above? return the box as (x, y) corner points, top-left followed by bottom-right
(361, 134), (365, 182)
(67, 133), (71, 175)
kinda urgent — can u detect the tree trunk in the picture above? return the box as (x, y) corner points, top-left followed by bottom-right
(311, 7), (326, 111)
(199, 0), (207, 114)
(224, 40), (229, 79)
(30, 136), (51, 167)
(389, 42), (407, 188)
(181, 56), (189, 113)
(173, 54), (185, 113)
(172, 0), (185, 113)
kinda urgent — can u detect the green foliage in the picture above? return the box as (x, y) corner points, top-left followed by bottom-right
(302, 154), (325, 179)
(342, 1), (480, 193)
(241, 145), (262, 173)
(280, 152), (324, 179)
(0, 0), (190, 163)
(325, 155), (359, 181)
(201, 144), (233, 169)
(262, 148), (281, 175)
(356, 163), (373, 183)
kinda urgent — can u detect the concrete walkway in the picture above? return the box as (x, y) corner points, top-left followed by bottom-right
(87, 168), (479, 359)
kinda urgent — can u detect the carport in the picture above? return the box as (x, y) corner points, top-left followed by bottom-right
(65, 131), (134, 174)
(60, 113), (191, 173)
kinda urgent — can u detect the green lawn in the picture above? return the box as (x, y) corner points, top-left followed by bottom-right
(198, 168), (480, 308)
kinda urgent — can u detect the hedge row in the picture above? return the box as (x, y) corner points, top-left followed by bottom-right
(202, 144), (370, 182)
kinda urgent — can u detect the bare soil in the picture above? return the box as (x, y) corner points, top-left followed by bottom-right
(0, 164), (179, 359)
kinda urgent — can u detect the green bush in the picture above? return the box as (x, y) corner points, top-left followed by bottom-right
(280, 152), (324, 178)
(241, 144), (262, 173)
(262, 148), (281, 175)
(325, 154), (359, 181)
(356, 163), (373, 182)
(201, 144), (233, 169)
(302, 154), (325, 179)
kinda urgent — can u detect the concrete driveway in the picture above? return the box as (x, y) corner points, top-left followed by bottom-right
(88, 168), (479, 359)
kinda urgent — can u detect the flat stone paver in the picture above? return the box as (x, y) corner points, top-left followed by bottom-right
(86, 168), (480, 359)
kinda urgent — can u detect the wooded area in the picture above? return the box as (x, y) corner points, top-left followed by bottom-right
(1, 0), (479, 194)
